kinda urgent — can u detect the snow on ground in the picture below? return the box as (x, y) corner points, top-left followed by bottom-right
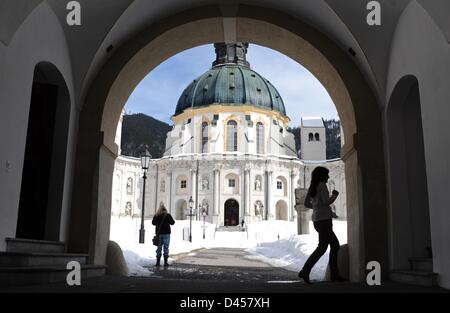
(109, 216), (347, 281)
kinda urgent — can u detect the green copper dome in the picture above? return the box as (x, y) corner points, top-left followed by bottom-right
(175, 43), (286, 117)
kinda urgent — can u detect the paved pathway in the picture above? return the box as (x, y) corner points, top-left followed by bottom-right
(0, 248), (448, 294)
(148, 248), (298, 284)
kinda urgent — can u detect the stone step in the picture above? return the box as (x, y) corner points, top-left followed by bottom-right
(409, 257), (433, 272)
(216, 226), (246, 232)
(6, 238), (66, 253)
(389, 270), (437, 287)
(0, 252), (88, 267)
(0, 264), (107, 287)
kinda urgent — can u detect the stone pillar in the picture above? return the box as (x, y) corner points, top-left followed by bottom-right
(213, 168), (220, 219)
(167, 171), (172, 215)
(244, 168), (250, 218)
(267, 170), (274, 219)
(294, 188), (311, 234)
(290, 171), (296, 221)
(190, 168), (197, 214)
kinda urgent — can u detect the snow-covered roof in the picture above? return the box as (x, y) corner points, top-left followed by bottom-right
(301, 117), (324, 128)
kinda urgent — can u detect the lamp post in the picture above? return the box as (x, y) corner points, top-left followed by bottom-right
(139, 148), (151, 244)
(188, 196), (194, 242)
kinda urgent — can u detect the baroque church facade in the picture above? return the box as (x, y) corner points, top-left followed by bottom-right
(111, 43), (346, 226)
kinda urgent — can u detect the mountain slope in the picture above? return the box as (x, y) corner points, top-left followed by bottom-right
(121, 113), (171, 158)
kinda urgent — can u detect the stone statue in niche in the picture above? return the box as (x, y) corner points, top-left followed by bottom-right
(201, 199), (209, 215)
(201, 176), (209, 191)
(126, 177), (133, 194)
(125, 202), (132, 216)
(160, 180), (165, 192)
(255, 176), (262, 191)
(254, 200), (263, 216)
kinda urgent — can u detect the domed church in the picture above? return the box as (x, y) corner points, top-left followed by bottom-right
(112, 43), (346, 226)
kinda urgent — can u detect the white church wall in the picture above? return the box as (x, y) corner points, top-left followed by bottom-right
(386, 1), (450, 288)
(0, 3), (75, 250)
(283, 131), (297, 157)
(301, 127), (327, 161)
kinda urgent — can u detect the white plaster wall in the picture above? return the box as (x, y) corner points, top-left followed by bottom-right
(301, 127), (327, 161)
(386, 0), (450, 289)
(0, 3), (75, 251)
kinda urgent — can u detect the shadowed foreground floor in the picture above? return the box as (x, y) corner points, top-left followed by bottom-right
(0, 248), (447, 294)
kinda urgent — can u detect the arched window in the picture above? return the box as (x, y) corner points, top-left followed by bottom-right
(256, 122), (264, 154)
(226, 120), (238, 152)
(315, 133), (320, 141)
(201, 122), (208, 153)
(308, 133), (314, 141)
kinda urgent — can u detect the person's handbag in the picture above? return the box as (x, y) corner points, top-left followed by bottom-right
(152, 214), (167, 246)
(152, 235), (160, 246)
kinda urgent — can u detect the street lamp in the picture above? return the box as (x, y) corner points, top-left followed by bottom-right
(201, 207), (207, 239)
(188, 196), (195, 242)
(139, 148), (151, 243)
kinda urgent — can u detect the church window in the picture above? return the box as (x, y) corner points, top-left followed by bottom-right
(226, 120), (238, 152)
(256, 122), (264, 154)
(181, 180), (187, 189)
(315, 133), (320, 141)
(201, 122), (208, 153)
(229, 179), (236, 187)
(277, 181), (283, 190)
(308, 133), (314, 141)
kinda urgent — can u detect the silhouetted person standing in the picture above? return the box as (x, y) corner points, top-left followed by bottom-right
(152, 204), (175, 267)
(298, 166), (346, 284)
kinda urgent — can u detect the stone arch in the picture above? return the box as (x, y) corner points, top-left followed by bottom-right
(175, 199), (187, 220)
(16, 62), (71, 242)
(224, 198), (240, 226)
(386, 75), (431, 269)
(275, 200), (288, 221)
(71, 6), (386, 280)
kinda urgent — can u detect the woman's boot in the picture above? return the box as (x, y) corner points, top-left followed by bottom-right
(164, 255), (169, 267)
(155, 256), (161, 267)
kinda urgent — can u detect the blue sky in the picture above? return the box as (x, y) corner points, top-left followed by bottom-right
(124, 44), (338, 127)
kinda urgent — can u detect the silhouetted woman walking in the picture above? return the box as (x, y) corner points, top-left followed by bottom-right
(298, 166), (346, 284)
(152, 204), (175, 267)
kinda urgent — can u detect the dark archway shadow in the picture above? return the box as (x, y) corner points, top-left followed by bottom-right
(16, 62), (71, 241)
(386, 75), (432, 269)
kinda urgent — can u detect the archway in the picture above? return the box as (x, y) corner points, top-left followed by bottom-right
(71, 5), (386, 280)
(386, 76), (432, 270)
(275, 200), (288, 221)
(16, 62), (71, 241)
(175, 199), (187, 220)
(224, 199), (239, 226)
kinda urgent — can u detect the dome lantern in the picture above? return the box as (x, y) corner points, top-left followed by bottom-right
(212, 43), (250, 68)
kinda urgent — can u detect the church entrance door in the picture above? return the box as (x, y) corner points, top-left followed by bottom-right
(224, 199), (239, 226)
